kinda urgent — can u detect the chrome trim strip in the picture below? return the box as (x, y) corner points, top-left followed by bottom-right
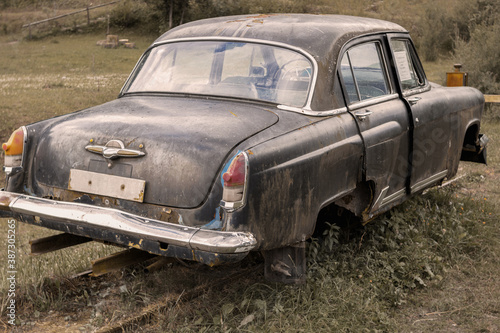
(371, 186), (389, 212)
(277, 105), (348, 117)
(370, 186), (407, 216)
(0, 192), (257, 254)
(381, 188), (406, 207)
(85, 139), (145, 159)
(347, 93), (400, 111)
(21, 126), (28, 166)
(411, 170), (448, 193)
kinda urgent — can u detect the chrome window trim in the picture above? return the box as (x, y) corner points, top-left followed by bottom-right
(347, 93), (400, 111)
(402, 84), (431, 97)
(277, 105), (348, 117)
(339, 40), (394, 106)
(121, 36), (320, 115)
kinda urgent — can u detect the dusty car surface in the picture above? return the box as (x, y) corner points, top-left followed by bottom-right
(1, 14), (488, 283)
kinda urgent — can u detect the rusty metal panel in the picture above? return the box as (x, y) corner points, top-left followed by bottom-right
(68, 169), (145, 202)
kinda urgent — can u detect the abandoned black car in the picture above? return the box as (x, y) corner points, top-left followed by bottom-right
(1, 14), (487, 283)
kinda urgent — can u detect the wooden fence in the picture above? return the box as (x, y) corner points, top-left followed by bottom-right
(485, 95), (500, 104)
(22, 1), (120, 37)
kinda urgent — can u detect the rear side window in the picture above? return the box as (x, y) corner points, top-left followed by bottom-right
(340, 42), (389, 104)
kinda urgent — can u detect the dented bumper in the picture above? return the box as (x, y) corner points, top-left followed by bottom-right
(0, 191), (257, 265)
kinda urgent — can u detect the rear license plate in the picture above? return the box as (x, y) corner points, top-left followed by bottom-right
(68, 169), (145, 202)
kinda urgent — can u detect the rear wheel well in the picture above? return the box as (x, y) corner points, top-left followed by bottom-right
(313, 203), (361, 238)
(313, 181), (373, 237)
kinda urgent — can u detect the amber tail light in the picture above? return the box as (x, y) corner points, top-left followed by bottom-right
(221, 152), (248, 211)
(2, 127), (26, 171)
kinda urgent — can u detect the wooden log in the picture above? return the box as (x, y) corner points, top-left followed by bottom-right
(484, 95), (500, 103)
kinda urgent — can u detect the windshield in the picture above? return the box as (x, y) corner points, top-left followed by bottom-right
(123, 41), (313, 108)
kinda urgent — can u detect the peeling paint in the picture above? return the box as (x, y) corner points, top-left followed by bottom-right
(201, 207), (223, 230)
(127, 241), (142, 250)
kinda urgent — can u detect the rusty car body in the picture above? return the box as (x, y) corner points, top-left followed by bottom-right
(1, 14), (487, 283)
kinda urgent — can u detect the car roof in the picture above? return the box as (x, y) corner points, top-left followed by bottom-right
(154, 14), (408, 111)
(156, 14), (406, 54)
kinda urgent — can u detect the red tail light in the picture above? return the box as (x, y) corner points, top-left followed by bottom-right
(222, 153), (246, 187)
(221, 152), (248, 210)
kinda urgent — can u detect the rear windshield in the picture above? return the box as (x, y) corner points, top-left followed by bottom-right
(123, 41), (313, 108)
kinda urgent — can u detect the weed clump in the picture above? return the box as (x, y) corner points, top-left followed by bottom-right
(307, 187), (492, 308)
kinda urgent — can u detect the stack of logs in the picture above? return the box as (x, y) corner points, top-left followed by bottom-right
(97, 35), (135, 49)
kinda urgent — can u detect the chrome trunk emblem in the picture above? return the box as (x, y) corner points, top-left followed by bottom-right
(85, 140), (145, 159)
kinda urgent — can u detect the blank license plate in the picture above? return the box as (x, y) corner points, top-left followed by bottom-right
(68, 169), (145, 202)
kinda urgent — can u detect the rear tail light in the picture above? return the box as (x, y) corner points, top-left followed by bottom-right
(221, 152), (248, 211)
(2, 127), (26, 172)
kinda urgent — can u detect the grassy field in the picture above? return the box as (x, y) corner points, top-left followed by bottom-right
(0, 33), (499, 332)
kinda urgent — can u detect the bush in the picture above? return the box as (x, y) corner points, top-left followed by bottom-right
(109, 0), (149, 30)
(453, 23), (500, 95)
(451, 0), (500, 115)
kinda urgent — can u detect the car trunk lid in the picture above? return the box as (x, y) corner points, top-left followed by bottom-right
(32, 96), (278, 208)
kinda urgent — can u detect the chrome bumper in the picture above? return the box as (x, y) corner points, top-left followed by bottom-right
(0, 191), (257, 258)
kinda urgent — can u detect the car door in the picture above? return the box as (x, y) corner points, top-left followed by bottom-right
(388, 36), (452, 193)
(339, 39), (411, 217)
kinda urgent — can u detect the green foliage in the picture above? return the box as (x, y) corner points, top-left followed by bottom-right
(451, 0), (500, 94)
(453, 23), (500, 94)
(152, 186), (495, 331)
(109, 0), (148, 30)
(307, 188), (490, 307)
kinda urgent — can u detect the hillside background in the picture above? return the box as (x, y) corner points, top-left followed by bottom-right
(1, 0), (499, 96)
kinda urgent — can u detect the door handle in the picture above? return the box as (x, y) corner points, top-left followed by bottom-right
(407, 97), (421, 105)
(355, 110), (372, 121)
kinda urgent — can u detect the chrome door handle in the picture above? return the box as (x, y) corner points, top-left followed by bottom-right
(355, 110), (372, 121)
(408, 97), (421, 105)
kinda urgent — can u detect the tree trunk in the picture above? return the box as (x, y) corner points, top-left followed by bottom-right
(168, 0), (173, 29)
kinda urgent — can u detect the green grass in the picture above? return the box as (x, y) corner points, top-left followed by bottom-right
(0, 33), (499, 332)
(145, 187), (497, 332)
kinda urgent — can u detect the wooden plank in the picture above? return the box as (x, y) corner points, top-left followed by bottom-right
(30, 233), (92, 255)
(484, 95), (500, 103)
(91, 248), (157, 277)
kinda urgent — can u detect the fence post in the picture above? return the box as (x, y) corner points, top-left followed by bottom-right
(87, 6), (90, 26)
